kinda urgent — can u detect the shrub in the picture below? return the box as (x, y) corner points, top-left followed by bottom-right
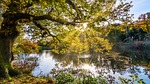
(55, 72), (107, 84)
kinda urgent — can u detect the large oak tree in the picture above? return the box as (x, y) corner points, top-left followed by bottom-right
(0, 0), (132, 78)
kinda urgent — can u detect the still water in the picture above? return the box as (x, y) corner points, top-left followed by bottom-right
(14, 49), (150, 84)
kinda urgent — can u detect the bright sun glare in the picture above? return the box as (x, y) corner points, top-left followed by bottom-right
(82, 64), (95, 70)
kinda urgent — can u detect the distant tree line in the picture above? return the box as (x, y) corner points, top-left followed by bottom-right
(118, 27), (147, 42)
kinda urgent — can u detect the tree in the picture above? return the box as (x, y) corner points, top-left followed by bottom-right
(0, 0), (132, 78)
(134, 12), (150, 32)
(13, 38), (39, 54)
(49, 28), (112, 54)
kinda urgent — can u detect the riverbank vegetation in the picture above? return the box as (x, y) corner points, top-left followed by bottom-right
(0, 71), (145, 84)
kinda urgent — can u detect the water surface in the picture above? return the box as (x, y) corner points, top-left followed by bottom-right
(14, 50), (150, 83)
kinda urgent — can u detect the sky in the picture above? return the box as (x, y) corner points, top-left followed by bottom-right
(117, 0), (150, 21)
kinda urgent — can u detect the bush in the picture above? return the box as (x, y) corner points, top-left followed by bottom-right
(13, 39), (39, 54)
(56, 72), (75, 84)
(55, 72), (107, 84)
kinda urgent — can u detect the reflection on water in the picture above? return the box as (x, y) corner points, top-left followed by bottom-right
(13, 50), (150, 83)
(32, 51), (57, 77)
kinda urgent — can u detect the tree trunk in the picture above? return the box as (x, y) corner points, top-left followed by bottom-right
(0, 37), (21, 78)
(0, 13), (21, 78)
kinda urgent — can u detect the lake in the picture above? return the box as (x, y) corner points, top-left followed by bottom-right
(12, 49), (150, 84)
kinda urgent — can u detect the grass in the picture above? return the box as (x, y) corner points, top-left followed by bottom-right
(0, 72), (107, 84)
(0, 73), (107, 84)
(0, 74), (55, 84)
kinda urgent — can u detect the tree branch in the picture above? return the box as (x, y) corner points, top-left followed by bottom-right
(66, 0), (76, 9)
(24, 3), (33, 8)
(66, 0), (82, 21)
(16, 13), (75, 25)
(33, 21), (60, 41)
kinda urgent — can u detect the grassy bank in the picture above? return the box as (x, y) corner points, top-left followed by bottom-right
(0, 72), (107, 84)
(0, 74), (55, 84)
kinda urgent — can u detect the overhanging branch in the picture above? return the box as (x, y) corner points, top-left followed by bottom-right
(16, 13), (75, 25)
(66, 0), (82, 21)
(66, 0), (76, 9)
(33, 21), (60, 41)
